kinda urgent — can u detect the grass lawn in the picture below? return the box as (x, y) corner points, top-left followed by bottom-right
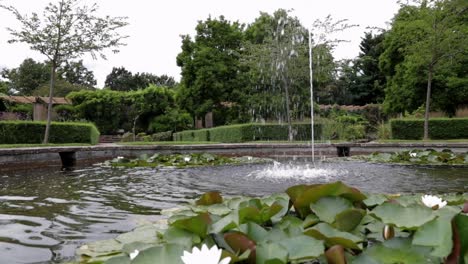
(376, 139), (468, 143)
(0, 143), (92, 148)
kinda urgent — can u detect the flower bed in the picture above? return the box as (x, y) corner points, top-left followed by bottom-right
(75, 181), (468, 264)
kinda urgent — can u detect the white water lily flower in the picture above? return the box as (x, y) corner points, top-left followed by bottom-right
(410, 152), (417, 157)
(181, 244), (231, 264)
(184, 156), (191, 162)
(129, 249), (139, 260)
(117, 156), (124, 160)
(421, 194), (447, 209)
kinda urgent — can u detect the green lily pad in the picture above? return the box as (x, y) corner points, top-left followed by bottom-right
(363, 194), (388, 207)
(351, 238), (436, 264)
(132, 244), (185, 264)
(370, 203), (436, 229)
(239, 222), (269, 242)
(304, 223), (363, 250)
(291, 182), (366, 218)
(171, 212), (211, 238)
(334, 208), (366, 232)
(210, 211), (239, 233)
(310, 196), (352, 224)
(256, 241), (288, 264)
(413, 215), (453, 257)
(278, 235), (324, 261)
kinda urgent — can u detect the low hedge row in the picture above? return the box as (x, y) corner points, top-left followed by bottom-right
(0, 121), (100, 144)
(390, 118), (468, 140)
(173, 123), (323, 143)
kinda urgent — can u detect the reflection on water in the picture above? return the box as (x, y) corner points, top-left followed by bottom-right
(0, 161), (467, 263)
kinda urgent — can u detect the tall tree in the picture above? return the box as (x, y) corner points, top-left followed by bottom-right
(349, 32), (387, 105)
(243, 10), (311, 135)
(105, 67), (135, 91)
(1, 0), (128, 143)
(58, 60), (96, 88)
(176, 15), (245, 125)
(105, 67), (176, 91)
(381, 0), (468, 139)
(0, 58), (50, 95)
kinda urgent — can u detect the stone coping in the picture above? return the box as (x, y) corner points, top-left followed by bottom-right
(0, 142), (467, 154)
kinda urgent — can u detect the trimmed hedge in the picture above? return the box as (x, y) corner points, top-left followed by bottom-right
(390, 118), (468, 139)
(172, 129), (210, 142)
(173, 123), (323, 143)
(0, 121), (100, 144)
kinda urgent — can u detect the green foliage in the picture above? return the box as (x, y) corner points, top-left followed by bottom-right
(381, 0), (468, 116)
(176, 15), (245, 121)
(150, 131), (173, 142)
(173, 123), (324, 143)
(0, 121), (99, 144)
(68, 86), (176, 134)
(390, 118), (468, 139)
(76, 181), (468, 264)
(362, 149), (468, 165)
(103, 153), (270, 168)
(54, 104), (78, 121)
(148, 109), (192, 133)
(1, 58), (96, 96)
(7, 103), (33, 119)
(105, 67), (176, 91)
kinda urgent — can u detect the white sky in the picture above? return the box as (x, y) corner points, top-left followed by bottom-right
(0, 0), (400, 88)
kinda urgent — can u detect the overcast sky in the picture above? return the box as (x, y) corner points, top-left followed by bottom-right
(0, 0), (400, 88)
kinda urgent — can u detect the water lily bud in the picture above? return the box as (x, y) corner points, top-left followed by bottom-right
(325, 245), (346, 264)
(383, 225), (395, 240)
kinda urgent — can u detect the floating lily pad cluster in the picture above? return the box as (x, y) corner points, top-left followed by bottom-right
(76, 181), (468, 264)
(101, 153), (271, 168)
(363, 149), (468, 165)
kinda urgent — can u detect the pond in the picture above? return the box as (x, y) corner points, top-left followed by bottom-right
(1, 160), (467, 263)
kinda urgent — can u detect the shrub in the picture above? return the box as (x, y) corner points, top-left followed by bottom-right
(54, 104), (77, 121)
(151, 131), (173, 141)
(0, 121), (100, 144)
(174, 123), (323, 143)
(390, 118), (468, 139)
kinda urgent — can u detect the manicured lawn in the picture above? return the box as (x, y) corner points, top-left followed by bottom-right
(0, 143), (92, 148)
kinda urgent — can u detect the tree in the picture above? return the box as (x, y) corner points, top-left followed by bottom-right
(381, 0), (467, 139)
(0, 58), (49, 95)
(58, 60), (96, 88)
(105, 67), (135, 91)
(1, 0), (128, 143)
(348, 32), (387, 105)
(105, 67), (176, 91)
(1, 58), (97, 95)
(243, 10), (310, 140)
(176, 15), (245, 125)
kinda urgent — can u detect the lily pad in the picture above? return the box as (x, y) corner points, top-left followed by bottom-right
(278, 235), (324, 261)
(304, 223), (363, 250)
(256, 241), (288, 264)
(310, 196), (352, 224)
(412, 215), (453, 257)
(370, 203), (436, 229)
(132, 244), (186, 264)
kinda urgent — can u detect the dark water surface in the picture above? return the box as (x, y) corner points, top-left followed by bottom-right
(0, 161), (467, 263)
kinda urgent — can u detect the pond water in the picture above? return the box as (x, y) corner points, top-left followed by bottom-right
(1, 160), (467, 263)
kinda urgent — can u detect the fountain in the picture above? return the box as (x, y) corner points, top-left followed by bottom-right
(1, 160), (467, 263)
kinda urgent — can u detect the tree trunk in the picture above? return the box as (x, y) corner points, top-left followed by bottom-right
(423, 66), (433, 140)
(43, 62), (56, 144)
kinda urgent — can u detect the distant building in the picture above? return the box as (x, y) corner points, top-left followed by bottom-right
(0, 96), (71, 121)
